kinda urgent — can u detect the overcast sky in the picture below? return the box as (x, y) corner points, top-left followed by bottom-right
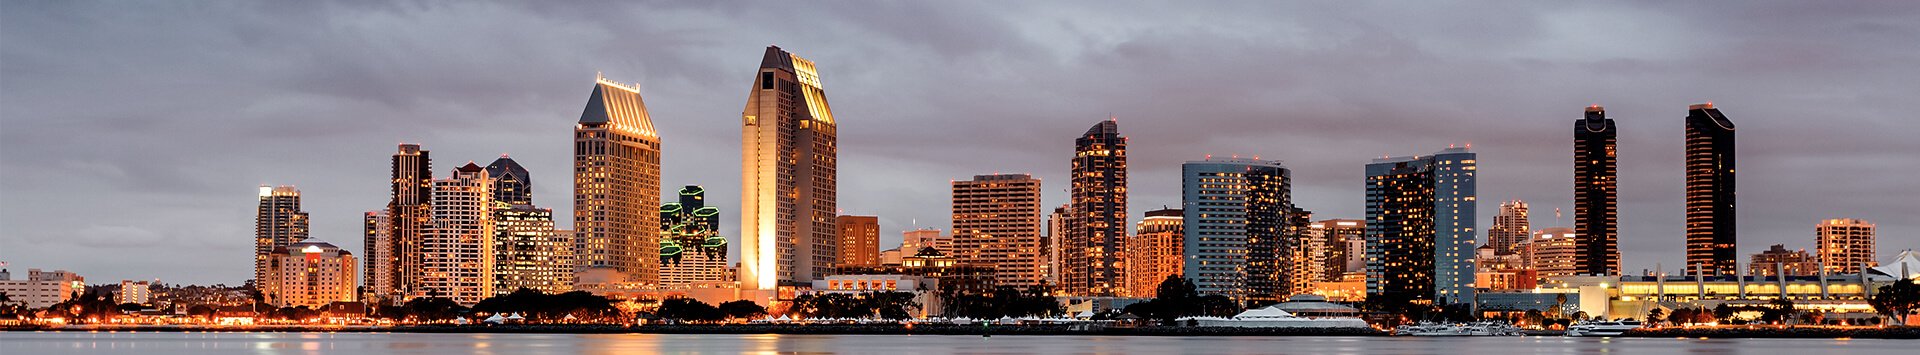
(3, 1), (1915, 285)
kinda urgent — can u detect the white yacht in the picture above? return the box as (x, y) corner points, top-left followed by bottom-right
(1393, 321), (1522, 336)
(1564, 320), (1644, 337)
(1178, 306), (1371, 329)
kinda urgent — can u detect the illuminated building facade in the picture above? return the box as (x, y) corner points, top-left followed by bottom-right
(1365, 147), (1477, 305)
(660, 186), (730, 289)
(1066, 119), (1127, 297)
(0, 269), (84, 309)
(265, 240), (356, 308)
(1046, 204), (1067, 287)
(1749, 244), (1818, 277)
(1574, 105), (1621, 275)
(422, 162), (494, 304)
(255, 185), (309, 288)
(117, 280), (151, 305)
(902, 228), (951, 252)
(382, 143), (432, 302)
(493, 204), (568, 294)
(361, 210), (390, 302)
(741, 46), (838, 290)
(952, 174), (1046, 288)
(1125, 208), (1183, 298)
(837, 215), (880, 267)
(486, 155), (533, 205)
(1488, 200), (1529, 254)
(574, 74), (663, 285)
(1526, 227), (1579, 278)
(1816, 218), (1876, 274)
(1309, 219), (1365, 280)
(1685, 103), (1737, 276)
(1182, 157), (1299, 302)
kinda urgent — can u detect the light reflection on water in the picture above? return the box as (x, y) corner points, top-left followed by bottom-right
(0, 331), (1911, 355)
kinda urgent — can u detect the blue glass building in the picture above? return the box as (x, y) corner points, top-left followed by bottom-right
(1365, 147), (1476, 305)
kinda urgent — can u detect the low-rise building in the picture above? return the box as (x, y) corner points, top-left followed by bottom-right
(0, 268), (84, 309)
(116, 280), (152, 305)
(264, 240), (357, 308)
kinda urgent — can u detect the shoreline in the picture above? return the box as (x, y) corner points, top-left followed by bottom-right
(7, 324), (1915, 339)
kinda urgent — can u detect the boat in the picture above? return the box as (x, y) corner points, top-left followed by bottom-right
(1177, 305), (1371, 329)
(1393, 321), (1523, 336)
(1564, 320), (1643, 337)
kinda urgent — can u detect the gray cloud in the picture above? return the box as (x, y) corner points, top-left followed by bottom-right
(2, 1), (1915, 284)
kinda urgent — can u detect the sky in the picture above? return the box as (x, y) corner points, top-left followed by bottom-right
(2, 1), (1916, 286)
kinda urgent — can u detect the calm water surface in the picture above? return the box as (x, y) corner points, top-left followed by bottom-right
(0, 331), (1908, 354)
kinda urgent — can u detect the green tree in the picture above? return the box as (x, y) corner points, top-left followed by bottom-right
(1870, 279), (1920, 325)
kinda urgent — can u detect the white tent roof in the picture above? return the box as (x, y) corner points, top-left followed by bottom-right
(506, 313), (525, 320)
(484, 314), (506, 323)
(1233, 306), (1296, 319)
(1872, 250), (1920, 279)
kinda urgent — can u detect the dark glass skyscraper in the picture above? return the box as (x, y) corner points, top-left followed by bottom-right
(1181, 158), (1299, 303)
(382, 143), (431, 302)
(486, 154), (532, 206)
(1365, 147), (1476, 305)
(1684, 103), (1737, 276)
(255, 185), (309, 288)
(1067, 119), (1127, 297)
(1574, 105), (1620, 275)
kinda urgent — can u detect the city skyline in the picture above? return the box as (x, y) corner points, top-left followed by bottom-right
(3, 2), (1918, 285)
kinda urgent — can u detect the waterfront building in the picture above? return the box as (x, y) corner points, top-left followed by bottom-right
(952, 174), (1046, 288)
(1749, 244), (1818, 277)
(837, 247), (998, 298)
(265, 240), (356, 308)
(361, 210), (390, 303)
(255, 185), (309, 288)
(421, 163), (494, 304)
(741, 46), (839, 291)
(1365, 146), (1477, 305)
(1526, 228), (1580, 278)
(1685, 103), (1738, 276)
(493, 204), (568, 294)
(1182, 157), (1301, 303)
(1065, 119), (1128, 297)
(1574, 105), (1621, 275)
(1125, 208), (1183, 298)
(116, 280), (151, 305)
(1309, 219), (1365, 281)
(1487, 200), (1529, 254)
(660, 186), (730, 289)
(837, 216), (880, 267)
(0, 269), (83, 309)
(1816, 218), (1876, 274)
(379, 143), (432, 302)
(575, 74), (664, 285)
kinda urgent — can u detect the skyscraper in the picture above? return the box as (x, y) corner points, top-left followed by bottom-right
(1574, 105), (1621, 275)
(493, 204), (566, 294)
(952, 174), (1046, 288)
(1365, 147), (1477, 305)
(1309, 219), (1365, 280)
(1816, 218), (1876, 274)
(1182, 157), (1298, 302)
(1046, 204), (1068, 288)
(1526, 227), (1580, 278)
(1684, 103), (1737, 276)
(423, 163), (494, 305)
(741, 46), (838, 290)
(1488, 200), (1530, 254)
(361, 210), (390, 302)
(1066, 119), (1127, 297)
(486, 155), (533, 205)
(660, 186), (730, 289)
(837, 216), (880, 267)
(1126, 208), (1183, 298)
(574, 74), (663, 285)
(255, 185), (309, 289)
(381, 143), (431, 303)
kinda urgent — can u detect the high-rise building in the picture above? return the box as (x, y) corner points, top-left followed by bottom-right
(1309, 219), (1365, 281)
(361, 210), (390, 302)
(1046, 204), (1068, 287)
(422, 162), (494, 304)
(1749, 244), (1818, 277)
(1525, 227), (1579, 278)
(552, 229), (576, 282)
(741, 46), (838, 290)
(837, 216), (881, 267)
(1066, 119), (1127, 297)
(952, 174), (1046, 288)
(1126, 209), (1183, 298)
(1574, 105), (1621, 275)
(255, 185), (309, 288)
(1685, 103), (1737, 276)
(660, 186), (730, 289)
(1816, 218), (1876, 274)
(1365, 147), (1477, 305)
(902, 228), (951, 252)
(486, 155), (533, 206)
(493, 204), (567, 294)
(382, 143), (432, 302)
(265, 240), (356, 308)
(574, 74), (663, 285)
(1488, 200), (1530, 254)
(1182, 157), (1299, 302)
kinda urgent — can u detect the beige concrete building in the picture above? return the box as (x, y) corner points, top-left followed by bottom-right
(741, 46), (838, 291)
(0, 269), (83, 309)
(421, 163), (494, 304)
(837, 216), (880, 267)
(1816, 218), (1876, 274)
(952, 174), (1045, 288)
(574, 74), (663, 286)
(255, 185), (309, 287)
(493, 204), (569, 294)
(1524, 227), (1579, 278)
(1125, 209), (1182, 298)
(266, 240), (357, 308)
